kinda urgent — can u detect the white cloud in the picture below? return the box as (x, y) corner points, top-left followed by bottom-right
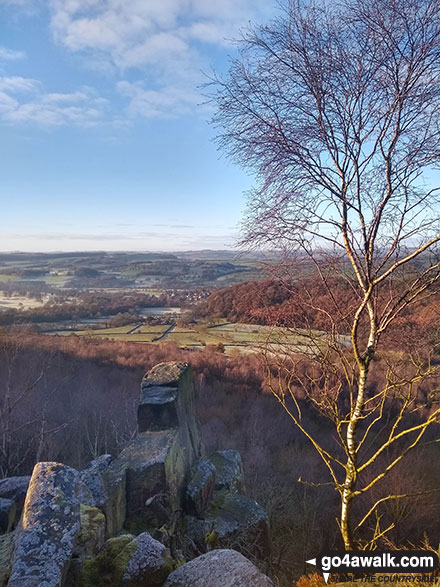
(0, 0), (40, 17)
(1, 0), (273, 121)
(47, 1), (271, 74)
(0, 77), (108, 126)
(0, 76), (41, 93)
(117, 80), (199, 118)
(0, 46), (26, 61)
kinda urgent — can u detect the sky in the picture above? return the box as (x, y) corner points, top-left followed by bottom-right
(0, 0), (276, 252)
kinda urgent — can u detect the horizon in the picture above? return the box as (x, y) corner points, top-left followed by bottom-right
(0, 1), (277, 252)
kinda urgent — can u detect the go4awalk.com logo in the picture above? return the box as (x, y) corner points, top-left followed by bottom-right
(307, 551), (439, 583)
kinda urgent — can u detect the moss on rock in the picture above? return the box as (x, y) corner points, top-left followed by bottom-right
(77, 532), (174, 587)
(77, 534), (136, 586)
(75, 504), (106, 557)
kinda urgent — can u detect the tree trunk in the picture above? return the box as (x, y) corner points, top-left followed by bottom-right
(341, 363), (369, 549)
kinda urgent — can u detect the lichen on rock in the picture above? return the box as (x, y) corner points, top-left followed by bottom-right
(8, 462), (81, 587)
(164, 549), (274, 587)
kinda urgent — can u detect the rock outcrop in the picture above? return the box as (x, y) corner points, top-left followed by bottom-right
(164, 549), (274, 587)
(0, 361), (272, 587)
(8, 462), (81, 587)
(0, 477), (30, 529)
(113, 361), (204, 533)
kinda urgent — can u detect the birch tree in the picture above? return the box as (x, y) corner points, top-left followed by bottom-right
(210, 0), (440, 549)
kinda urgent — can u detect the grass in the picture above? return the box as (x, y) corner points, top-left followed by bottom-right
(208, 323), (350, 347)
(40, 321), (350, 353)
(0, 274), (15, 282)
(136, 325), (170, 333)
(103, 333), (159, 342)
(44, 275), (71, 286)
(64, 331), (159, 343)
(75, 325), (138, 335)
(167, 327), (226, 347)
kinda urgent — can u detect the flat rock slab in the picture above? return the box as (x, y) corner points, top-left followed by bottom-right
(164, 549), (274, 587)
(8, 462), (81, 587)
(141, 362), (188, 388)
(138, 387), (180, 430)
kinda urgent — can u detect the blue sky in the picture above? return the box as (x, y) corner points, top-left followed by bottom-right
(0, 0), (275, 252)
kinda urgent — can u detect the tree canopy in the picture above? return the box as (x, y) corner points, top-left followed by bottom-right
(210, 0), (440, 550)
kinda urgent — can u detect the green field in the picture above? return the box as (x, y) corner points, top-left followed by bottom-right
(86, 325), (139, 335)
(208, 323), (350, 349)
(136, 325), (170, 334)
(44, 275), (71, 286)
(167, 327), (225, 346)
(46, 321), (349, 353)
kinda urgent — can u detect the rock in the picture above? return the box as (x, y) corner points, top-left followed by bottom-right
(122, 532), (173, 586)
(101, 463), (126, 539)
(0, 531), (15, 587)
(185, 460), (216, 516)
(0, 477), (30, 524)
(111, 429), (186, 533)
(138, 362), (188, 432)
(111, 362), (204, 533)
(74, 504), (106, 558)
(138, 362), (204, 464)
(78, 454), (123, 539)
(78, 532), (172, 587)
(8, 462), (81, 587)
(185, 490), (270, 558)
(164, 549), (274, 586)
(211, 450), (245, 494)
(0, 477), (30, 530)
(78, 455), (112, 509)
(78, 534), (135, 586)
(142, 362), (189, 388)
(0, 499), (16, 534)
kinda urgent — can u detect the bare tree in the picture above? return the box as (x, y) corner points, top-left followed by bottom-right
(0, 331), (66, 477)
(210, 0), (440, 549)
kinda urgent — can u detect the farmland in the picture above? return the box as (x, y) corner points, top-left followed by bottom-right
(48, 320), (350, 354)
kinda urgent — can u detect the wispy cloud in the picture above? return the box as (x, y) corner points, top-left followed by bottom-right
(117, 81), (199, 119)
(3, 229), (239, 250)
(0, 0), (273, 123)
(48, 0), (269, 65)
(0, 46), (26, 61)
(0, 77), (108, 126)
(45, 0), (271, 119)
(5, 231), (186, 241)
